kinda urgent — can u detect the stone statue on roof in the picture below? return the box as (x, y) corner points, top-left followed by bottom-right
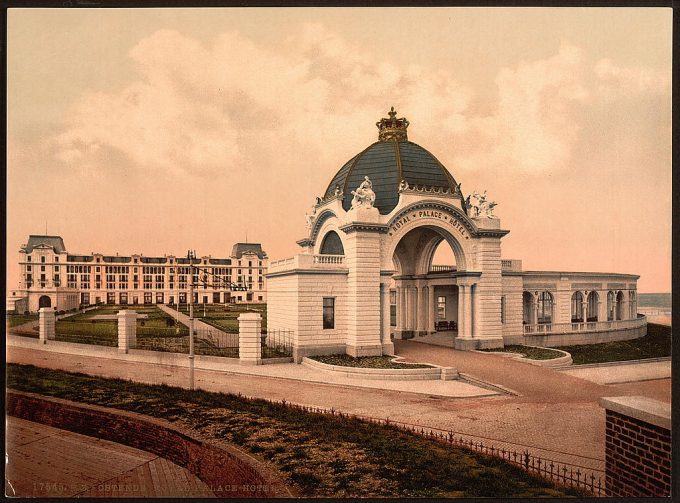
(470, 190), (498, 218)
(351, 176), (376, 209)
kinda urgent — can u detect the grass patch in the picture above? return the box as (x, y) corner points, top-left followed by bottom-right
(556, 323), (671, 365)
(311, 354), (434, 369)
(7, 363), (586, 498)
(168, 303), (267, 332)
(480, 345), (564, 360)
(7, 314), (39, 328)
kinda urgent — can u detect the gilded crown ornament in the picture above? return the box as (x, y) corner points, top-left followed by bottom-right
(376, 106), (409, 141)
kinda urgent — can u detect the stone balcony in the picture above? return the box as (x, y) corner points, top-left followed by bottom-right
(268, 254), (346, 273)
(501, 259), (523, 272)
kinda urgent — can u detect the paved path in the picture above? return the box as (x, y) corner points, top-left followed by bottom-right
(559, 359), (671, 385)
(5, 416), (214, 498)
(6, 342), (670, 476)
(156, 303), (224, 334)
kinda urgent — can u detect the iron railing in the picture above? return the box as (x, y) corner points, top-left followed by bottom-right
(262, 328), (293, 358)
(271, 400), (605, 496)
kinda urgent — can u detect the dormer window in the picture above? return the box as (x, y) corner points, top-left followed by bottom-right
(27, 256), (31, 262)
(41, 256), (46, 263)
(55, 256), (59, 262)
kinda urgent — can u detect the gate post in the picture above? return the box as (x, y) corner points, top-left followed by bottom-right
(39, 307), (56, 344)
(238, 312), (262, 365)
(117, 310), (137, 353)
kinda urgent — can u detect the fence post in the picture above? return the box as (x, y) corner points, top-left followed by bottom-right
(39, 307), (56, 344)
(238, 312), (262, 365)
(117, 310), (137, 353)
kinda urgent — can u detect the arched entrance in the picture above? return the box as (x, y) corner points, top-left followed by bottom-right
(390, 224), (470, 340)
(38, 295), (52, 308)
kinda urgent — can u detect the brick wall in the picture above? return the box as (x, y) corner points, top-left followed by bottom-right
(7, 391), (292, 498)
(602, 397), (671, 497)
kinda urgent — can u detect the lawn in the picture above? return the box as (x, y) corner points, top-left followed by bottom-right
(556, 323), (672, 365)
(169, 303), (267, 332)
(480, 345), (564, 360)
(311, 354), (434, 369)
(7, 363), (586, 498)
(6, 314), (39, 328)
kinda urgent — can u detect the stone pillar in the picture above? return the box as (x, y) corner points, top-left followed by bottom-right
(457, 285), (467, 338)
(395, 286), (403, 332)
(238, 312), (262, 365)
(380, 281), (394, 354)
(418, 286), (428, 334)
(428, 285), (436, 332)
(413, 286), (419, 334)
(533, 296), (539, 325)
(117, 310), (137, 353)
(38, 307), (56, 344)
(613, 299), (619, 321)
(582, 299), (588, 323)
(404, 286), (412, 332)
(471, 284), (479, 337)
(343, 210), (382, 357)
(599, 291), (608, 321)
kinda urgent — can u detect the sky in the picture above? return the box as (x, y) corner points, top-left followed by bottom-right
(6, 7), (672, 293)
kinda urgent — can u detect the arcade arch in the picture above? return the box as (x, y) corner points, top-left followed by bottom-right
(389, 222), (473, 339)
(38, 295), (51, 308)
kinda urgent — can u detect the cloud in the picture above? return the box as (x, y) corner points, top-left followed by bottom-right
(594, 58), (669, 100)
(47, 27), (668, 187)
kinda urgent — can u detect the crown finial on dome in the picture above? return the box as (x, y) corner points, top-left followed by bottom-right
(376, 107), (409, 141)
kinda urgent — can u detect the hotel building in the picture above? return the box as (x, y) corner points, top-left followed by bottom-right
(10, 236), (268, 313)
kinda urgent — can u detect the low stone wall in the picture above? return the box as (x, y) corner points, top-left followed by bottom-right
(473, 348), (572, 367)
(600, 396), (671, 497)
(302, 356), (458, 381)
(516, 323), (646, 348)
(7, 390), (293, 498)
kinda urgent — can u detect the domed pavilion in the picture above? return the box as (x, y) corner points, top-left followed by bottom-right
(267, 109), (645, 361)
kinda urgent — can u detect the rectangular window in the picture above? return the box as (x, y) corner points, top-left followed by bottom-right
(107, 292), (115, 304)
(323, 297), (335, 329)
(54, 265), (59, 272)
(179, 292), (187, 304)
(41, 256), (46, 263)
(120, 293), (128, 305)
(81, 292), (90, 305)
(156, 292), (164, 304)
(437, 296), (446, 320)
(144, 292), (152, 304)
(55, 256), (59, 262)
(27, 256), (32, 262)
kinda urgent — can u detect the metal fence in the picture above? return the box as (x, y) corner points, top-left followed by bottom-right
(272, 401), (605, 497)
(194, 326), (239, 358)
(262, 328), (293, 358)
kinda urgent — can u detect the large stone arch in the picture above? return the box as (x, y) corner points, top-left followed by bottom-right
(384, 208), (474, 273)
(309, 209), (338, 246)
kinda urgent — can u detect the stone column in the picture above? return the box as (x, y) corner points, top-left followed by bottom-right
(117, 309), (137, 353)
(395, 286), (403, 332)
(597, 292), (605, 322)
(38, 307), (56, 344)
(380, 281), (394, 354)
(457, 285), (467, 338)
(413, 286), (419, 334)
(613, 299), (619, 321)
(418, 286), (428, 334)
(471, 284), (479, 337)
(428, 285), (436, 332)
(582, 299), (588, 323)
(533, 295), (539, 325)
(404, 286), (412, 332)
(238, 312), (262, 365)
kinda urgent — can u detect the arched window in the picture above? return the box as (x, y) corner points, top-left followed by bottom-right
(319, 231), (344, 255)
(587, 291), (599, 322)
(571, 291), (584, 322)
(537, 292), (553, 324)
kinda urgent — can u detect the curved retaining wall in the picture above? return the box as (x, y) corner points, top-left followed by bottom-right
(6, 391), (293, 498)
(473, 348), (572, 367)
(302, 357), (458, 381)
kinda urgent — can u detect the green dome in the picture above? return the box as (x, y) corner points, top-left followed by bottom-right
(324, 109), (459, 215)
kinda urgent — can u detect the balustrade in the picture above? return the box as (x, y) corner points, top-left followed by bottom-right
(524, 316), (646, 335)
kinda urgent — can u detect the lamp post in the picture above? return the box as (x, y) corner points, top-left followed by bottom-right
(187, 250), (196, 390)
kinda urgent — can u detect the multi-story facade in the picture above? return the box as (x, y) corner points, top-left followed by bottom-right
(12, 236), (268, 312)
